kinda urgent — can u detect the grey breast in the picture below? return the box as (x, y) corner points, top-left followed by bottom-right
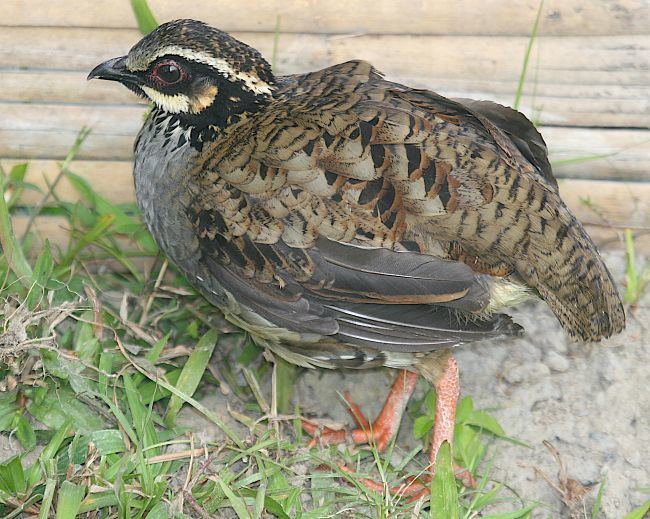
(133, 112), (201, 269)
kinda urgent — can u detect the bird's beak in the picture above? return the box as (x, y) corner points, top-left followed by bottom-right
(87, 56), (140, 84)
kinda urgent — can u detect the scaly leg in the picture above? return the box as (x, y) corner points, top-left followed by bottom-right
(398, 355), (474, 500)
(429, 355), (459, 466)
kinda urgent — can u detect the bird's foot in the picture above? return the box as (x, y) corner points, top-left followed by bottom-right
(337, 458), (475, 501)
(304, 356), (473, 500)
(302, 369), (418, 452)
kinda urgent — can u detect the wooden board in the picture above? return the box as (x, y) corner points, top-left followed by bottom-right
(5, 160), (137, 206)
(2, 71), (647, 130)
(1, 28), (647, 129)
(4, 158), (650, 230)
(2, 0), (648, 36)
(2, 105), (648, 180)
(11, 179), (650, 254)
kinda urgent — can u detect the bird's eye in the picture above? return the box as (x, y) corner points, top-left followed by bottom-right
(150, 60), (186, 86)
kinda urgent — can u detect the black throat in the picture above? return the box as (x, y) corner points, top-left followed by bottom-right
(169, 64), (274, 151)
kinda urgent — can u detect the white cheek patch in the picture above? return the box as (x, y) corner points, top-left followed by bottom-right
(138, 46), (273, 96)
(141, 86), (190, 113)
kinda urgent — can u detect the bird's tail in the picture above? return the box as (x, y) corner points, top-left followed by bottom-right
(513, 203), (625, 342)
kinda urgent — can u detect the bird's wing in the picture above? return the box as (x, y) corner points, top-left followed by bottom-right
(193, 60), (623, 343)
(453, 98), (556, 189)
(190, 202), (519, 352)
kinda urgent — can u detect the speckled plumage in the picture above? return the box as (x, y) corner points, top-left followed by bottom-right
(90, 19), (625, 383)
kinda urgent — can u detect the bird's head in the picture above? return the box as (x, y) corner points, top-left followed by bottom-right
(88, 19), (275, 129)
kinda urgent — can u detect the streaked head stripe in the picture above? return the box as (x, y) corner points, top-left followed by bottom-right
(130, 45), (273, 95)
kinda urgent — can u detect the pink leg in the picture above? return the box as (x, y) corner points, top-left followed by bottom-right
(399, 355), (474, 500)
(429, 355), (459, 465)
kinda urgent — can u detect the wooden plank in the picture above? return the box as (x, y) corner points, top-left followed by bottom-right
(5, 159), (650, 231)
(2, 0), (648, 36)
(0, 71), (144, 106)
(327, 34), (648, 93)
(0, 103), (141, 161)
(2, 159), (136, 205)
(558, 180), (650, 231)
(2, 103), (648, 180)
(11, 180), (650, 254)
(1, 28), (647, 129)
(2, 28), (646, 85)
(1, 70), (646, 129)
(0, 28), (329, 74)
(544, 127), (650, 181)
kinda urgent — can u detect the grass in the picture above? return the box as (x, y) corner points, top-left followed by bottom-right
(623, 229), (650, 306)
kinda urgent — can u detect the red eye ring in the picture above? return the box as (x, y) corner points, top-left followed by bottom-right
(150, 59), (187, 86)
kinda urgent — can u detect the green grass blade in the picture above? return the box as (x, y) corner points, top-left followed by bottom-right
(514, 0), (544, 110)
(591, 477), (606, 518)
(625, 229), (640, 303)
(253, 481), (266, 518)
(144, 501), (169, 518)
(14, 413), (36, 451)
(27, 418), (72, 487)
(77, 492), (119, 513)
(55, 481), (85, 519)
(622, 499), (650, 519)
(145, 332), (171, 363)
(131, 0), (159, 34)
(123, 373), (158, 453)
(429, 441), (458, 519)
(0, 456), (26, 495)
(0, 174), (32, 286)
(6, 163), (29, 209)
(165, 329), (218, 425)
(38, 459), (58, 519)
(216, 477), (252, 519)
(274, 357), (296, 414)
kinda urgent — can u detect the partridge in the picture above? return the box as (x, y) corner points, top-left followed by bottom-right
(88, 19), (625, 495)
